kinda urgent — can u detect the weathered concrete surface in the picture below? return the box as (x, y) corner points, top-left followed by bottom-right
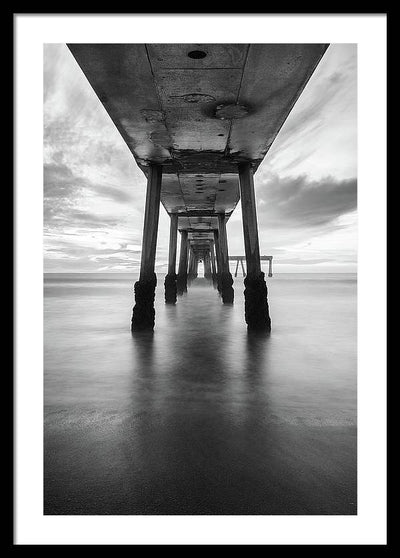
(131, 273), (157, 331)
(239, 161), (270, 330)
(131, 164), (162, 330)
(164, 273), (177, 304)
(177, 230), (189, 295)
(165, 213), (178, 304)
(68, 44), (328, 254)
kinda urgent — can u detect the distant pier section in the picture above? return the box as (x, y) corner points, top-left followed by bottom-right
(230, 256), (273, 277)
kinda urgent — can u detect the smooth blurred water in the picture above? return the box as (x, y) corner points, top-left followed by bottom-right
(44, 272), (357, 515)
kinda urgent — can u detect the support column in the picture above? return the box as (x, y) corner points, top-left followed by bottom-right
(213, 230), (222, 294)
(164, 213), (178, 304)
(187, 249), (194, 287)
(188, 249), (198, 285)
(204, 250), (212, 281)
(210, 241), (217, 288)
(177, 230), (188, 295)
(187, 248), (195, 283)
(217, 213), (234, 304)
(268, 257), (273, 277)
(234, 259), (239, 278)
(131, 164), (162, 331)
(238, 162), (271, 331)
(240, 258), (246, 277)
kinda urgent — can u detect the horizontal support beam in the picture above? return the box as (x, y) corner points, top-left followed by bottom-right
(229, 256), (273, 261)
(183, 228), (217, 234)
(175, 211), (232, 218)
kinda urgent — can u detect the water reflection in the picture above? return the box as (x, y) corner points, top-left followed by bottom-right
(44, 273), (357, 515)
(123, 287), (284, 512)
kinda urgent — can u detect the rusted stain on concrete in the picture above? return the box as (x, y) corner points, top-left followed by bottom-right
(173, 93), (216, 104)
(140, 109), (165, 123)
(149, 129), (173, 149)
(215, 103), (250, 120)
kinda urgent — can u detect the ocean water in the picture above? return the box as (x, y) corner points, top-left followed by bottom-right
(44, 272), (357, 515)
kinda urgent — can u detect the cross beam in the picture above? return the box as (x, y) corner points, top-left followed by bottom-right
(229, 255), (273, 277)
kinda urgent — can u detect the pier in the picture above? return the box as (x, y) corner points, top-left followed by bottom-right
(68, 44), (328, 331)
(230, 256), (273, 278)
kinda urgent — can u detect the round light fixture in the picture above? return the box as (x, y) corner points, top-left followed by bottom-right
(188, 50), (207, 59)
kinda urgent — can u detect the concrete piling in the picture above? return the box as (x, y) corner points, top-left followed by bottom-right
(213, 230), (222, 295)
(164, 213), (178, 304)
(210, 240), (217, 288)
(177, 230), (189, 295)
(217, 214), (234, 304)
(204, 250), (212, 281)
(131, 164), (162, 331)
(238, 162), (271, 331)
(187, 249), (195, 285)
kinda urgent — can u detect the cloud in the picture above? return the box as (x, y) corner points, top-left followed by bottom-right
(262, 44), (357, 181)
(43, 44), (357, 272)
(274, 69), (349, 143)
(44, 159), (139, 234)
(255, 172), (357, 229)
(44, 161), (134, 203)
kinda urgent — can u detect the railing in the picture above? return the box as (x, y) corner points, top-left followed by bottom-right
(228, 256), (273, 277)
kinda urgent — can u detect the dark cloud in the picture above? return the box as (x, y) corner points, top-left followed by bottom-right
(93, 184), (133, 204)
(44, 162), (133, 203)
(256, 173), (357, 229)
(44, 161), (136, 234)
(44, 162), (81, 199)
(67, 210), (121, 227)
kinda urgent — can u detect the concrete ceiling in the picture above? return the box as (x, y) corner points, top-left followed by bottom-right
(67, 43), (328, 247)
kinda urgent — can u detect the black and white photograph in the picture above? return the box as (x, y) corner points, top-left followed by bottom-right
(15, 13), (387, 545)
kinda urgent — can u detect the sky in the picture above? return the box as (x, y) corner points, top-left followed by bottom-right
(44, 43), (357, 274)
